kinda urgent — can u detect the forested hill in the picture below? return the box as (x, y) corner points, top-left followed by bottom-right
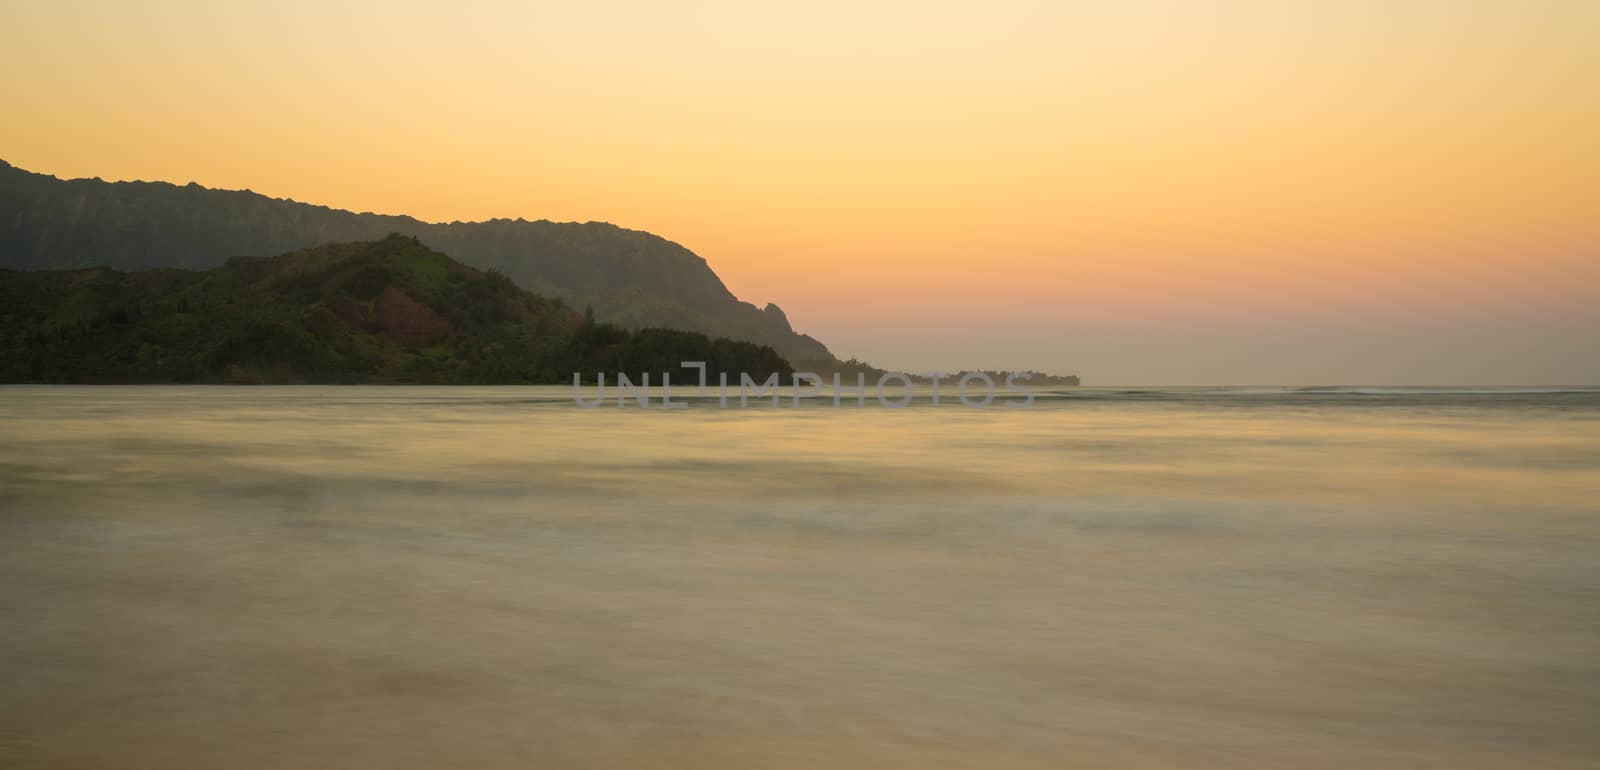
(0, 160), (833, 366)
(0, 235), (792, 385)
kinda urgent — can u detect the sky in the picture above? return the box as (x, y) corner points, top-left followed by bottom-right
(3, 0), (1596, 384)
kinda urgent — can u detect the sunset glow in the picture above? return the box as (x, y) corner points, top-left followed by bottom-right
(4, 0), (1595, 382)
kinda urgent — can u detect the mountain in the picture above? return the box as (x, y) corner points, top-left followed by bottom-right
(0, 235), (792, 385)
(0, 159), (833, 366)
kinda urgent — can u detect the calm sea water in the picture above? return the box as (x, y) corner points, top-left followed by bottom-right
(1, 386), (1597, 769)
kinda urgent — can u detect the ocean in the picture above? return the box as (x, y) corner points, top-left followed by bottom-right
(1, 386), (1597, 768)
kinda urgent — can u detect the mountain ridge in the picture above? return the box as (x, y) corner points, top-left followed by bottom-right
(0, 234), (793, 384)
(0, 159), (833, 366)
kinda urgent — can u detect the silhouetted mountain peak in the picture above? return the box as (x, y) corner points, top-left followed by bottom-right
(0, 160), (834, 365)
(762, 303), (792, 331)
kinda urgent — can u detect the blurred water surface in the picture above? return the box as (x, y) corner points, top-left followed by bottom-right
(1, 386), (1597, 769)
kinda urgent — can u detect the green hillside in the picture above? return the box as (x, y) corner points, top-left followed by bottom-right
(0, 160), (833, 366)
(0, 235), (792, 385)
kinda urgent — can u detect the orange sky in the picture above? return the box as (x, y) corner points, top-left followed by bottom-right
(4, 1), (1597, 383)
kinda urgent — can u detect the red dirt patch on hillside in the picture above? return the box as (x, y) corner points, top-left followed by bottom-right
(374, 286), (453, 348)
